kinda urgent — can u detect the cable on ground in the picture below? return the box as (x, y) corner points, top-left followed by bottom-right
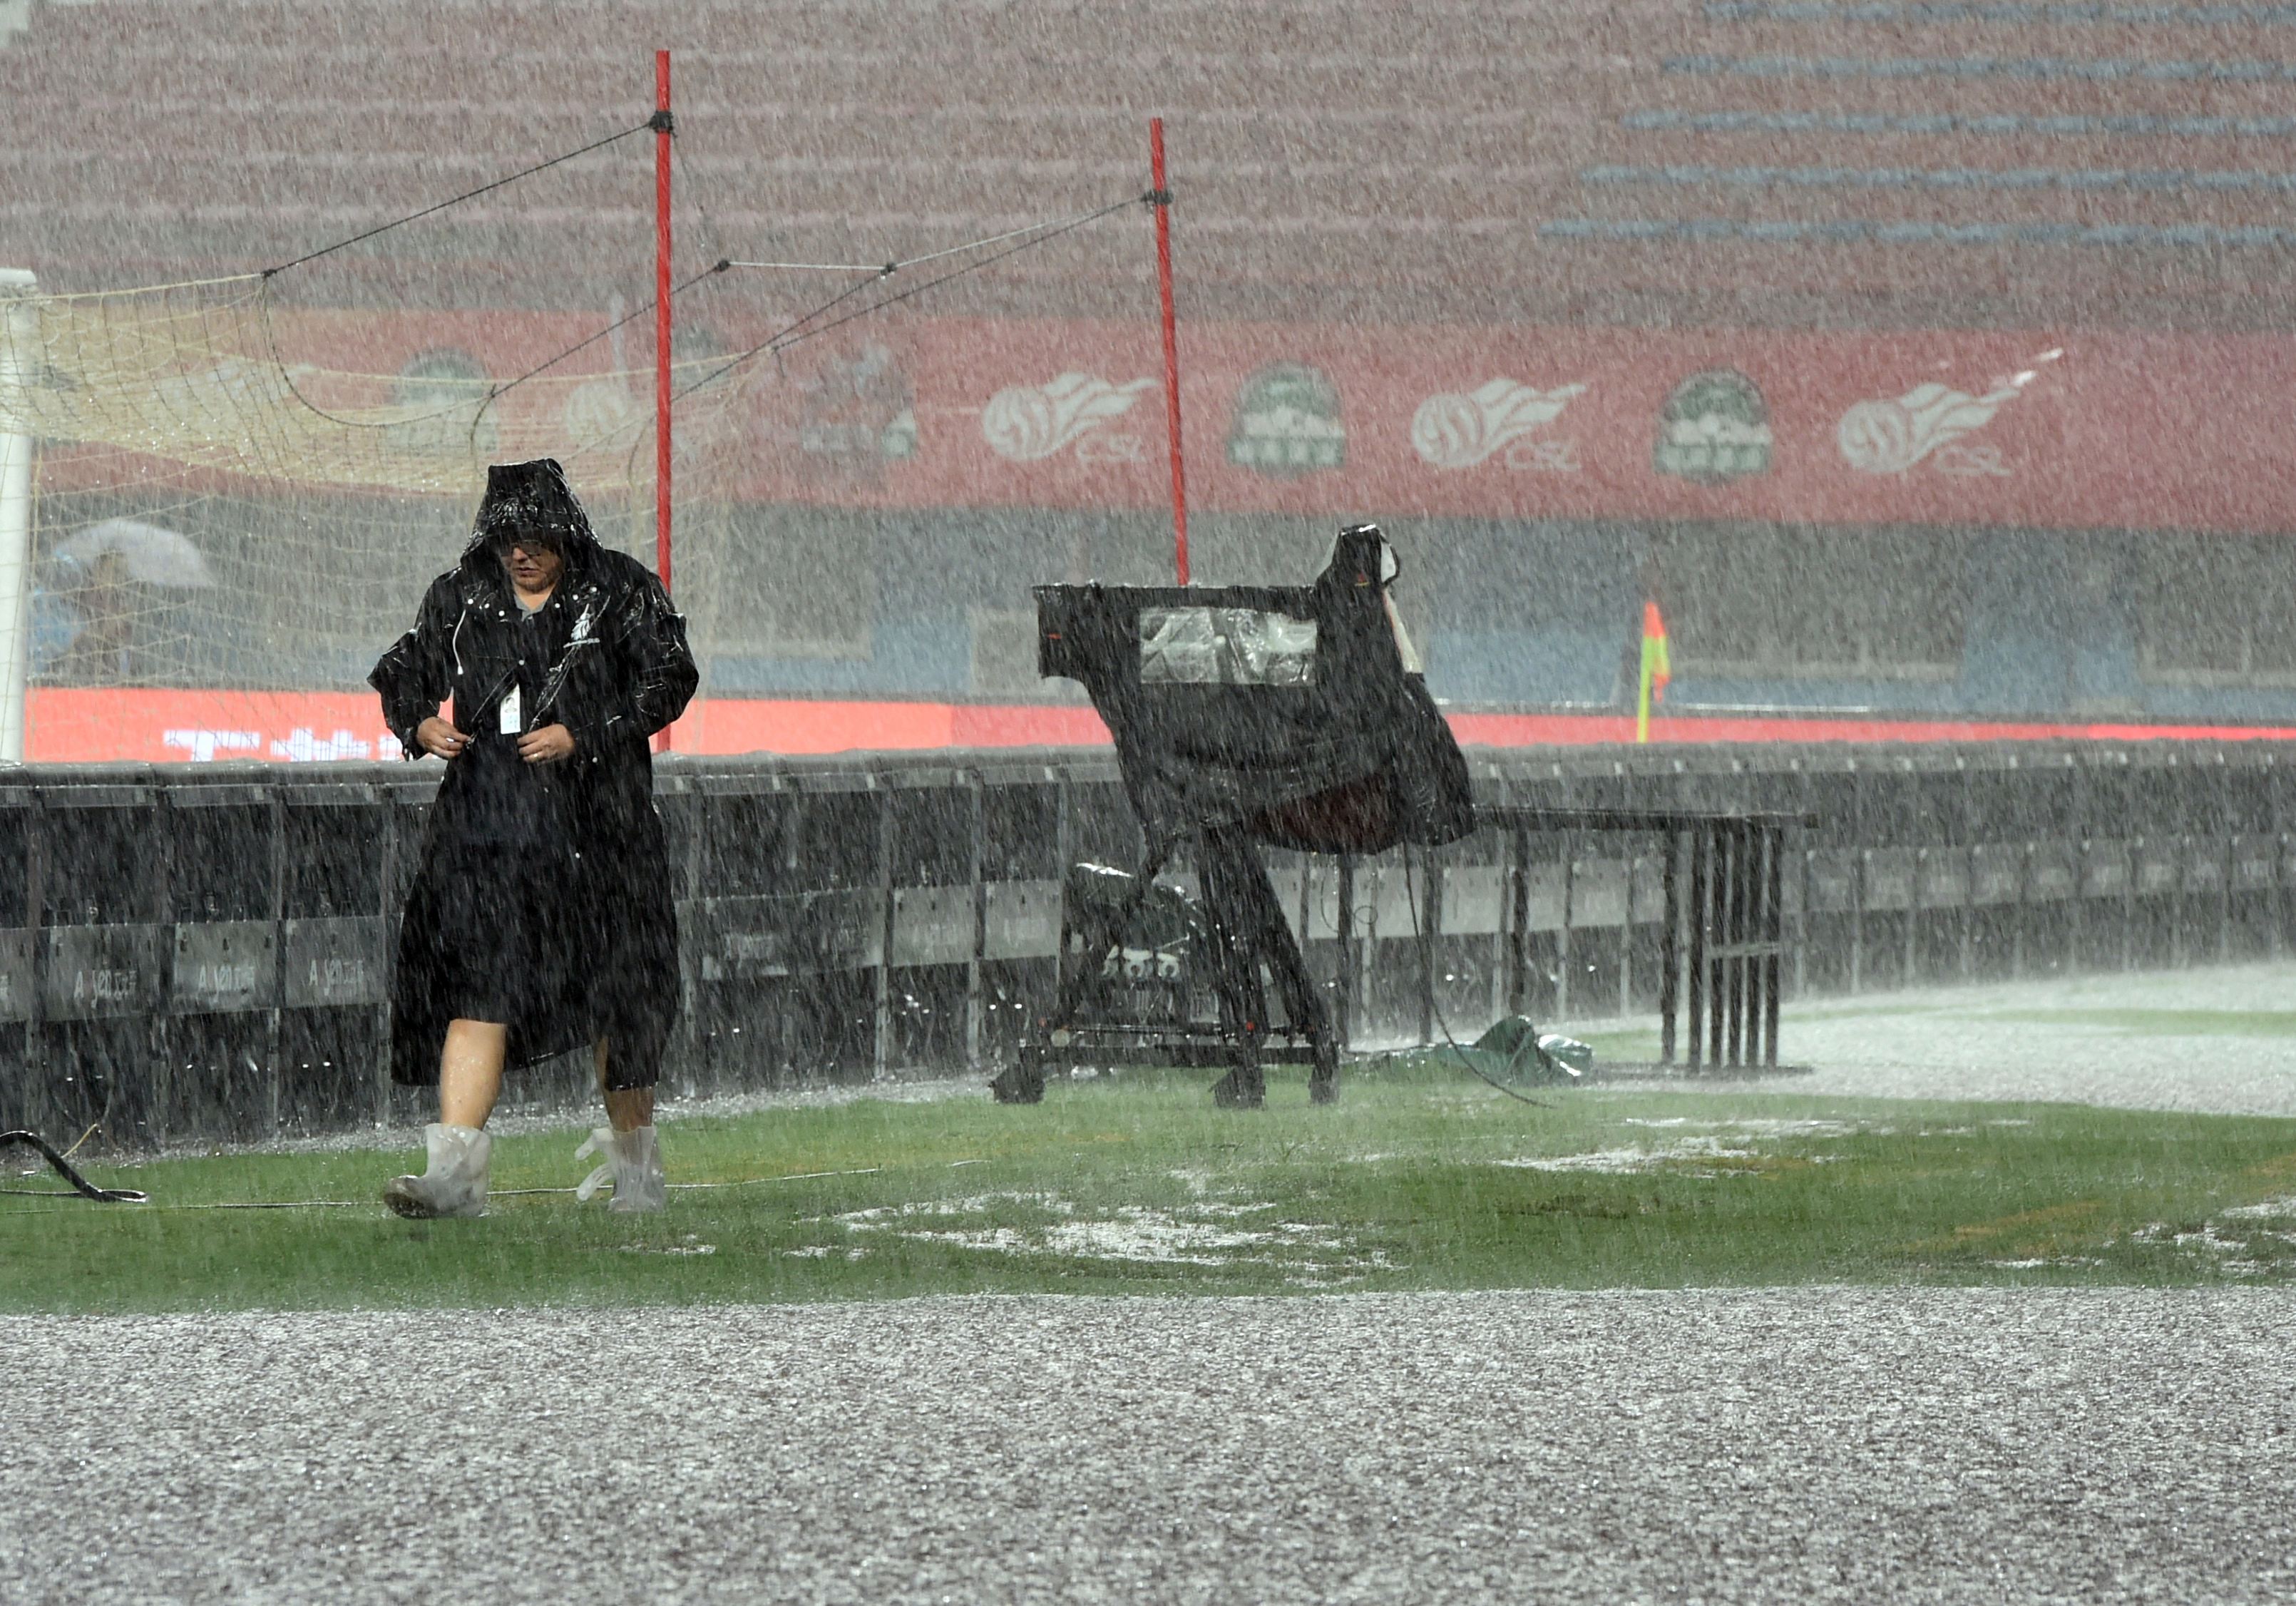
(0, 1160), (882, 1212)
(1396, 847), (1565, 1108)
(0, 1130), (149, 1202)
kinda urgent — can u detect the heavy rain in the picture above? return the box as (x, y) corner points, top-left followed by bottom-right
(3, 2), (2295, 1600)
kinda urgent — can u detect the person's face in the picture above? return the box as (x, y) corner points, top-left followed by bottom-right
(502, 538), (563, 594)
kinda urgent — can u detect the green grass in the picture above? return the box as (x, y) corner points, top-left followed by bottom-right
(8, 1059), (2296, 1313)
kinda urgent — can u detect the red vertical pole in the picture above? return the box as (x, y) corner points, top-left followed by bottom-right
(654, 50), (674, 590)
(652, 48), (674, 752)
(1150, 118), (1189, 585)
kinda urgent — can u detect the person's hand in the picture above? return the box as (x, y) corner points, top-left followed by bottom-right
(416, 716), (468, 759)
(518, 723), (576, 764)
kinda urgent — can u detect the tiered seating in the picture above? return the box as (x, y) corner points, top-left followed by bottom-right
(3, 0), (2280, 331)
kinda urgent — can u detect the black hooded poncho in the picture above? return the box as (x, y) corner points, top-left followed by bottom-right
(369, 459), (699, 1089)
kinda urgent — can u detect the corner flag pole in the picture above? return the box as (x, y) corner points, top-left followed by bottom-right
(1150, 118), (1189, 585)
(652, 48), (674, 753)
(1636, 598), (1671, 744)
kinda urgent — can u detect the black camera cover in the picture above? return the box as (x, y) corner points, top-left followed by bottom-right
(1036, 525), (1475, 856)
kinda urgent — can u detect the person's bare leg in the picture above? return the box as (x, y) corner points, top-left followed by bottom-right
(595, 1038), (655, 1132)
(440, 1019), (508, 1128)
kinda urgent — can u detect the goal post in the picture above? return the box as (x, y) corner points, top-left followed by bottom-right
(0, 270), (758, 764)
(0, 267), (35, 762)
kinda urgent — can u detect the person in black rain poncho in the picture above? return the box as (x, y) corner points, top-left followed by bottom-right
(369, 459), (698, 1217)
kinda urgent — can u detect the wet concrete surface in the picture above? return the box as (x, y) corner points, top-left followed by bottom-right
(6, 1288), (2293, 1604)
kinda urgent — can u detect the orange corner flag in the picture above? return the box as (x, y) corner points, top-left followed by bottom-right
(1636, 599), (1670, 744)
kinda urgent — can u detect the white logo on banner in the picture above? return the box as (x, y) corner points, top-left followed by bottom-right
(159, 727), (401, 762)
(1838, 352), (2061, 476)
(1410, 379), (1587, 470)
(270, 728), (381, 762)
(163, 730), (260, 762)
(982, 373), (1155, 462)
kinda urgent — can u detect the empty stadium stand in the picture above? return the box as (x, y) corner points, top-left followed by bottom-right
(6, 0), (2296, 735)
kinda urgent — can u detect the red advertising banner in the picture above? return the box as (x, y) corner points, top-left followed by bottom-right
(831, 320), (2292, 537)
(239, 310), (2296, 537)
(26, 689), (2296, 766)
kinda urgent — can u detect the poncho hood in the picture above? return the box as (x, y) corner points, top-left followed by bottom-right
(458, 458), (605, 581)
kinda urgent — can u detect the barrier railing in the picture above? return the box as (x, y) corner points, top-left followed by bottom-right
(0, 739), (2286, 1144)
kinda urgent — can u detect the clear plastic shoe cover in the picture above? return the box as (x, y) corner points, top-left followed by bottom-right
(382, 1123), (492, 1219)
(574, 1125), (665, 1212)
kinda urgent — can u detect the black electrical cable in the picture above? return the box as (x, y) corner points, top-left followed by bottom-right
(466, 260), (733, 441)
(670, 131), (732, 284)
(671, 267), (894, 404)
(260, 120), (655, 280)
(0, 1162), (884, 1213)
(1396, 847), (1566, 1108)
(257, 114), (680, 434)
(750, 192), (1146, 359)
(0, 1130), (148, 1203)
(261, 260), (732, 439)
(677, 192), (1144, 403)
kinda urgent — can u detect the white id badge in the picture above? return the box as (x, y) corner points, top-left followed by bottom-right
(498, 685), (521, 735)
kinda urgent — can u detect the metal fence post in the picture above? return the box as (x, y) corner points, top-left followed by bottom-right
(1726, 827), (1745, 1065)
(966, 777), (985, 1074)
(1505, 828), (1529, 1022)
(24, 788), (44, 1133)
(1555, 835), (1574, 1021)
(1850, 847), (1866, 996)
(2123, 834), (2137, 973)
(874, 786), (894, 1079)
(1900, 845), (1917, 989)
(1765, 825), (1783, 1068)
(1355, 858), (1378, 1042)
(150, 789), (175, 1145)
(1335, 851), (1356, 1049)
(1620, 844), (1637, 1019)
(1686, 827), (1708, 1070)
(375, 793), (397, 1125)
(1795, 839), (1812, 1000)
(2277, 829), (2290, 962)
(265, 784), (284, 1135)
(2220, 834), (2235, 964)
(1659, 829), (1679, 1065)
(2171, 832), (2188, 969)
(1416, 844), (1441, 1048)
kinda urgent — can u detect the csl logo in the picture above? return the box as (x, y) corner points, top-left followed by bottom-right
(982, 373), (1154, 463)
(1412, 379), (1587, 471)
(1838, 353), (2059, 479)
